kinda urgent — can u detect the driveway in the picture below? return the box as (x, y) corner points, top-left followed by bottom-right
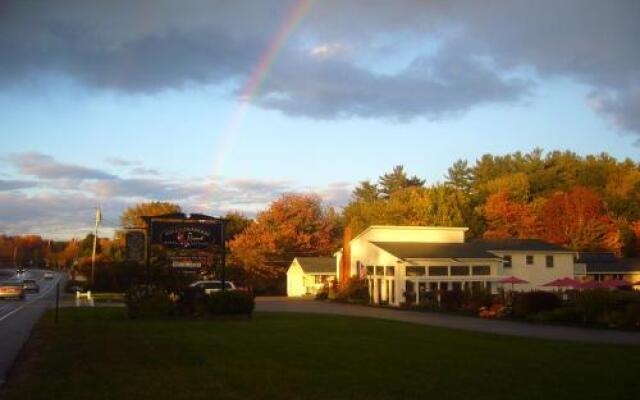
(256, 297), (640, 345)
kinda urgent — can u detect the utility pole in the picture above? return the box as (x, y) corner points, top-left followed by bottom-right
(91, 204), (102, 287)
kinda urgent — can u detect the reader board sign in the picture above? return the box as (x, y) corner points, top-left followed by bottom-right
(170, 256), (206, 269)
(150, 221), (222, 249)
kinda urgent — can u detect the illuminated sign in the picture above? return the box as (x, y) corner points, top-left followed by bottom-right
(150, 221), (222, 249)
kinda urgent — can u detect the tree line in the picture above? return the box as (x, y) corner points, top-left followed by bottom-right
(2, 149), (639, 291)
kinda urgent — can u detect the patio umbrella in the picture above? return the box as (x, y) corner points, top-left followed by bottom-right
(578, 280), (610, 289)
(541, 277), (582, 289)
(499, 276), (529, 291)
(603, 279), (632, 288)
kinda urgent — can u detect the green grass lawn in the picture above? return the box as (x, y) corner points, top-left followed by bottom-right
(3, 308), (639, 400)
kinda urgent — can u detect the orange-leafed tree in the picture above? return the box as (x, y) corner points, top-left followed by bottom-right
(482, 191), (539, 239)
(538, 186), (614, 251)
(229, 194), (342, 287)
(119, 201), (182, 228)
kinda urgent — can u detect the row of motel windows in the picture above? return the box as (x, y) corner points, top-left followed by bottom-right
(503, 255), (555, 268)
(366, 265), (490, 277)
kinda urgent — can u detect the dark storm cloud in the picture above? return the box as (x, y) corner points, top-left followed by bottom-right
(0, 0), (638, 133)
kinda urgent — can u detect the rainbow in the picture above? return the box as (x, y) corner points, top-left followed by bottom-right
(208, 0), (316, 201)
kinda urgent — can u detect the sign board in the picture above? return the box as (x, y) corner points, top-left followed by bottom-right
(170, 256), (206, 269)
(125, 230), (146, 263)
(150, 221), (222, 249)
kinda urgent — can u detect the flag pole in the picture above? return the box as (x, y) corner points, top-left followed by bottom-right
(91, 204), (102, 287)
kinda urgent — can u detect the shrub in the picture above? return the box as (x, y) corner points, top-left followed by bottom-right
(620, 302), (640, 329)
(125, 285), (175, 319)
(512, 291), (561, 317)
(315, 291), (329, 301)
(335, 278), (369, 303)
(529, 307), (582, 324)
(206, 290), (255, 316)
(176, 286), (208, 317)
(440, 290), (465, 312)
(464, 289), (495, 312)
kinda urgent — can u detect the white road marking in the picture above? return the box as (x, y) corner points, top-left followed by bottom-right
(0, 276), (61, 323)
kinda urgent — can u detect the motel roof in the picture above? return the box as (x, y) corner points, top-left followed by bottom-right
(575, 253), (640, 274)
(371, 242), (499, 260)
(470, 239), (572, 252)
(294, 257), (336, 274)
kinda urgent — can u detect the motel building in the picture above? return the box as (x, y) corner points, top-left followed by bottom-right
(333, 226), (575, 306)
(286, 257), (337, 296)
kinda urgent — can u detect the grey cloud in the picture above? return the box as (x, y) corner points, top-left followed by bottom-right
(0, 179), (37, 191)
(1, 0), (637, 133)
(130, 167), (160, 176)
(105, 157), (137, 167)
(7, 152), (117, 180)
(256, 50), (529, 120)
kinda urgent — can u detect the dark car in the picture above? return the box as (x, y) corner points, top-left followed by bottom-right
(16, 266), (25, 275)
(0, 282), (26, 300)
(22, 279), (40, 293)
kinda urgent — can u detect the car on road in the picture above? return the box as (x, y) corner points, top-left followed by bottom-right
(0, 282), (26, 300)
(43, 271), (54, 280)
(189, 280), (237, 294)
(16, 266), (25, 275)
(22, 279), (40, 294)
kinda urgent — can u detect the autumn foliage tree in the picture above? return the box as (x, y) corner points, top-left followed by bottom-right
(119, 201), (182, 228)
(538, 187), (615, 252)
(229, 194), (342, 288)
(482, 191), (539, 239)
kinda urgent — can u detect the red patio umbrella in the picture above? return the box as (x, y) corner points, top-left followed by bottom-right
(499, 276), (529, 291)
(541, 277), (582, 289)
(603, 279), (632, 288)
(578, 280), (609, 289)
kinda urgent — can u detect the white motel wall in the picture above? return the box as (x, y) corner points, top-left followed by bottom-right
(297, 225), (579, 306)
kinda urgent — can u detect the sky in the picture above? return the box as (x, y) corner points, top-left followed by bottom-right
(0, 0), (639, 239)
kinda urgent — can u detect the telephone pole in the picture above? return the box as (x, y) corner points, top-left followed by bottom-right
(91, 204), (102, 287)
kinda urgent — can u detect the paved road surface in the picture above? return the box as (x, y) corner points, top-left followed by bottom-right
(256, 297), (640, 345)
(0, 269), (64, 386)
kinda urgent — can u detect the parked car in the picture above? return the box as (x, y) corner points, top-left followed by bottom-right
(43, 271), (54, 280)
(22, 279), (40, 293)
(0, 282), (26, 300)
(189, 280), (237, 294)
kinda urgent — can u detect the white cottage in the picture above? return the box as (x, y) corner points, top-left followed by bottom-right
(286, 257), (337, 297)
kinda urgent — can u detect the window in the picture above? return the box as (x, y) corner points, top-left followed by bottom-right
(386, 266), (395, 276)
(314, 275), (327, 284)
(546, 255), (554, 268)
(366, 266), (374, 276)
(503, 255), (512, 268)
(472, 265), (491, 276)
(375, 266), (384, 276)
(406, 266), (426, 276)
(526, 255), (534, 265)
(450, 265), (470, 276)
(429, 266), (448, 276)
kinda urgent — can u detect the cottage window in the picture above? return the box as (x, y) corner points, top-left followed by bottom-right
(406, 266), (426, 276)
(546, 255), (554, 268)
(386, 266), (395, 276)
(375, 266), (384, 276)
(472, 265), (491, 276)
(366, 266), (374, 275)
(429, 266), (448, 276)
(526, 255), (534, 265)
(450, 266), (470, 276)
(503, 255), (512, 268)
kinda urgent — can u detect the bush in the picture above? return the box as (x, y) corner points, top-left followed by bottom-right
(573, 289), (640, 327)
(125, 285), (176, 319)
(440, 290), (465, 312)
(315, 291), (329, 301)
(206, 290), (255, 316)
(529, 307), (583, 324)
(512, 291), (561, 317)
(335, 278), (369, 303)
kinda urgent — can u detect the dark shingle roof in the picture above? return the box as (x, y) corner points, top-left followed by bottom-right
(372, 242), (499, 260)
(575, 252), (617, 264)
(295, 257), (336, 274)
(470, 239), (571, 252)
(577, 253), (640, 274)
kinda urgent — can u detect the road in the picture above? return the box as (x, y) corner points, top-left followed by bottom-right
(0, 268), (64, 386)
